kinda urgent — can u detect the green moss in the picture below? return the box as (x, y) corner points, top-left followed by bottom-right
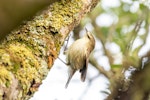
(5, 34), (47, 58)
(0, 42), (42, 94)
(0, 0), (85, 98)
(0, 49), (12, 67)
(13, 62), (20, 73)
(16, 66), (39, 94)
(43, 0), (83, 33)
(0, 66), (12, 87)
(54, 33), (63, 51)
(0, 49), (13, 87)
(7, 42), (39, 69)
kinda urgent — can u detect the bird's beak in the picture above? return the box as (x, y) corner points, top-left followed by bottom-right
(85, 28), (91, 38)
(85, 28), (88, 33)
(85, 28), (89, 37)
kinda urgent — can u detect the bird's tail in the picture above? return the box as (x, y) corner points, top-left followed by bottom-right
(65, 69), (76, 88)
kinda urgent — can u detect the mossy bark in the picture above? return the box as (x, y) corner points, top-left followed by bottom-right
(0, 0), (99, 99)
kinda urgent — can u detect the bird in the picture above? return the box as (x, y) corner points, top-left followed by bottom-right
(65, 28), (95, 88)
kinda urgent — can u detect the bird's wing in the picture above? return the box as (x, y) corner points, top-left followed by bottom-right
(80, 54), (88, 82)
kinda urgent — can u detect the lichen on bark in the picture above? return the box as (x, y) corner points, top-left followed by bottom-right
(0, 0), (98, 99)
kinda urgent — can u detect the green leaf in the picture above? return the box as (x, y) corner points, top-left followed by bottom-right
(111, 64), (122, 69)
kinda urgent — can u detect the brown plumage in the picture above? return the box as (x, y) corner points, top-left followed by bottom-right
(65, 29), (95, 88)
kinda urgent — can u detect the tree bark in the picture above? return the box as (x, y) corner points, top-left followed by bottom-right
(108, 57), (150, 100)
(0, 0), (99, 99)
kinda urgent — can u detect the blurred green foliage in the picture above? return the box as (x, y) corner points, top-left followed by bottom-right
(81, 0), (149, 69)
(79, 0), (150, 99)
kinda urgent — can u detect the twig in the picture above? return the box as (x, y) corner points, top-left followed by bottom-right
(89, 55), (113, 79)
(64, 34), (71, 54)
(58, 57), (68, 65)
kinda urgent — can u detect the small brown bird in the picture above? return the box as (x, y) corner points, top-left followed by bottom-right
(65, 28), (95, 88)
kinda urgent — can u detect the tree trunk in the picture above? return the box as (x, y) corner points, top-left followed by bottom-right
(0, 0), (99, 99)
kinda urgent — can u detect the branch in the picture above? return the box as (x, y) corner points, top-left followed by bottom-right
(89, 54), (113, 79)
(113, 61), (150, 100)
